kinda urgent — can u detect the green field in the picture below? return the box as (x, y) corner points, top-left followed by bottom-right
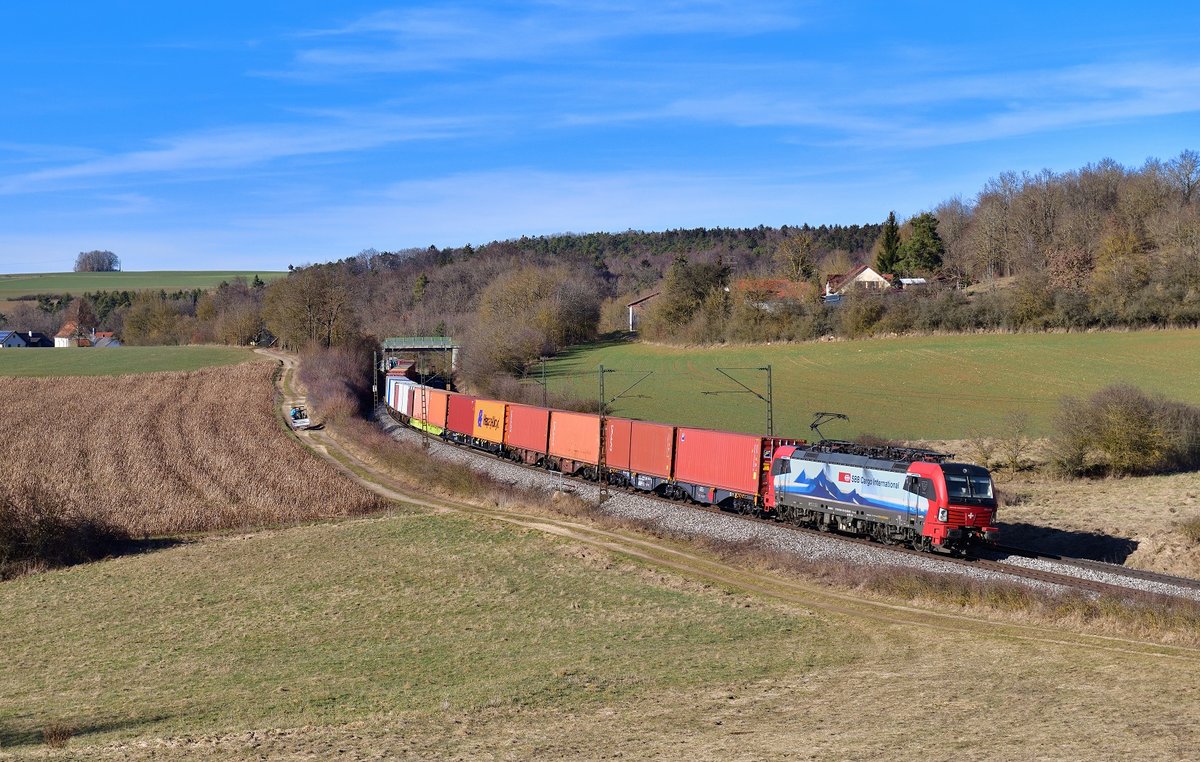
(544, 331), (1200, 440)
(0, 270), (286, 300)
(0, 346), (263, 376)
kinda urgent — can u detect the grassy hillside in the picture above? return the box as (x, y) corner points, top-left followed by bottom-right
(0, 271), (285, 300)
(0, 512), (834, 751)
(3, 508), (1199, 758)
(0, 346), (261, 376)
(543, 330), (1200, 440)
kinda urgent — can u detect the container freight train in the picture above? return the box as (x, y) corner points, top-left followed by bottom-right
(383, 372), (998, 553)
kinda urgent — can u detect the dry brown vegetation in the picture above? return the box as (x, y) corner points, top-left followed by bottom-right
(0, 362), (384, 540)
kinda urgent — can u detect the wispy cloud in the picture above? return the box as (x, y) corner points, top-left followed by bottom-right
(0, 113), (467, 194)
(559, 57), (1200, 149)
(285, 1), (802, 74)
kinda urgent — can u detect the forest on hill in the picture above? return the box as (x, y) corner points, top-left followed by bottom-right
(4, 150), (1199, 394)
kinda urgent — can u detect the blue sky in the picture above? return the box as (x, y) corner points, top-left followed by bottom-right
(3, 1), (1200, 273)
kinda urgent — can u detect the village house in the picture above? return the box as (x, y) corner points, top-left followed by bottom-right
(824, 265), (894, 298)
(22, 331), (54, 348)
(0, 330), (28, 348)
(54, 321), (92, 347)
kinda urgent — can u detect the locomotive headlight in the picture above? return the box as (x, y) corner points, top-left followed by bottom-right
(937, 507), (948, 522)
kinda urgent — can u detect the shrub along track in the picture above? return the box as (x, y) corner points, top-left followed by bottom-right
(258, 350), (1200, 664)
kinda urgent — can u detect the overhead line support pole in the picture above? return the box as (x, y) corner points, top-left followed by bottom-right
(598, 365), (608, 505)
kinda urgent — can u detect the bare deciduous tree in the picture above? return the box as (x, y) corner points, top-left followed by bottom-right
(74, 250), (120, 272)
(1166, 149), (1200, 204)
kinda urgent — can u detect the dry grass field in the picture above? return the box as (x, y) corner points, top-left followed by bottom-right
(996, 469), (1200, 577)
(0, 362), (383, 537)
(2, 511), (1199, 760)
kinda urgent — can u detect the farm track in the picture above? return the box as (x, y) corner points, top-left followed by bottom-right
(260, 351), (1200, 662)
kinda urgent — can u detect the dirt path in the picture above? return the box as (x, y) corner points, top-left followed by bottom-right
(260, 350), (1200, 664)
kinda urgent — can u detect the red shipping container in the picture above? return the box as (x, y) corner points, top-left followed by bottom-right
(628, 420), (674, 478)
(673, 427), (763, 495)
(549, 411), (601, 465)
(606, 419), (673, 478)
(406, 388), (416, 418)
(505, 404), (551, 454)
(446, 393), (477, 436)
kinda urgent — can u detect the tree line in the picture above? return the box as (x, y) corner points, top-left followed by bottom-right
(4, 149), (1198, 390)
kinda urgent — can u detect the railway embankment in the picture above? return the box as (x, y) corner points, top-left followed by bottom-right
(372, 404), (1200, 606)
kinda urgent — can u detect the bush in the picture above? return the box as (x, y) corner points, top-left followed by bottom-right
(0, 479), (129, 579)
(298, 339), (377, 421)
(838, 294), (885, 337)
(42, 722), (76, 749)
(1181, 516), (1200, 545)
(1051, 384), (1200, 476)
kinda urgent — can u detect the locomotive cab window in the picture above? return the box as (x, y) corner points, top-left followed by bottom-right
(944, 471), (996, 506)
(904, 475), (919, 493)
(772, 459), (791, 476)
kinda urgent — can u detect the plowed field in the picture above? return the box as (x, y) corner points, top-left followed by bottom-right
(0, 363), (383, 534)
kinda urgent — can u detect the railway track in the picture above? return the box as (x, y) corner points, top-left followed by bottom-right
(986, 543), (1200, 594)
(378, 405), (1200, 602)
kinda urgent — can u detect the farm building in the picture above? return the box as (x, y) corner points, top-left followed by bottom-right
(626, 292), (660, 331)
(55, 321), (80, 347)
(733, 278), (815, 311)
(0, 330), (28, 348)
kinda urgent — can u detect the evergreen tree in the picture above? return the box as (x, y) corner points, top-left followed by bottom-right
(898, 212), (945, 274)
(875, 211), (901, 274)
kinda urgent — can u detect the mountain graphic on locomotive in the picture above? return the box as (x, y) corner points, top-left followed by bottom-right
(383, 373), (998, 554)
(767, 441), (997, 553)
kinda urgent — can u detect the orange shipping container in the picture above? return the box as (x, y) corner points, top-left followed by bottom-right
(605, 418), (633, 470)
(473, 399), (507, 443)
(548, 411), (601, 466)
(414, 387), (449, 428)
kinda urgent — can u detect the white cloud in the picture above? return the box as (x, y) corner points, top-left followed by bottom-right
(0, 114), (466, 194)
(286, 1), (802, 74)
(560, 58), (1200, 149)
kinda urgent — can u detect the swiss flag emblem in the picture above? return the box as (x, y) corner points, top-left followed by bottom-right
(838, 472), (851, 483)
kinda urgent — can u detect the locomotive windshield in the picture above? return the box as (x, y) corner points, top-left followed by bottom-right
(943, 470), (995, 507)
